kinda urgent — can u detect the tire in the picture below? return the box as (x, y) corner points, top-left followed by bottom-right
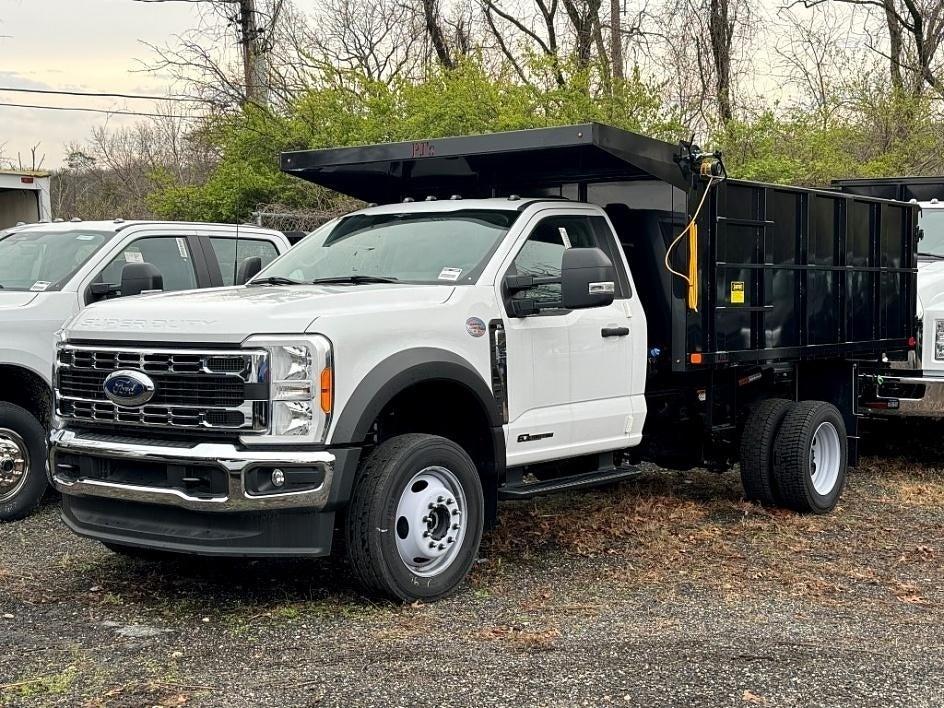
(772, 401), (847, 514)
(739, 398), (793, 505)
(345, 434), (484, 602)
(0, 402), (48, 522)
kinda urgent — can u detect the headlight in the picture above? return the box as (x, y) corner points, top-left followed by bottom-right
(240, 335), (333, 445)
(936, 320), (944, 361)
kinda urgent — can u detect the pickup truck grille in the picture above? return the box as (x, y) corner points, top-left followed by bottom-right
(56, 345), (269, 434)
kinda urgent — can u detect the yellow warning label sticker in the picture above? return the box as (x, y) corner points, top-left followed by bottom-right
(730, 281), (745, 304)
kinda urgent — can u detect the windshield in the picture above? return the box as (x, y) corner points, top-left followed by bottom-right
(255, 209), (519, 285)
(0, 229), (112, 291)
(920, 209), (944, 258)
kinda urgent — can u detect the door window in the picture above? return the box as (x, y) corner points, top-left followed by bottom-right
(507, 214), (625, 308)
(209, 237), (280, 286)
(98, 236), (198, 293)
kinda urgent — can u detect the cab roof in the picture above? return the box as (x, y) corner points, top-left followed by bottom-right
(281, 123), (690, 203)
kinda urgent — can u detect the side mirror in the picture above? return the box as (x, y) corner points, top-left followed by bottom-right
(561, 247), (616, 309)
(236, 256), (263, 285)
(120, 262), (163, 297)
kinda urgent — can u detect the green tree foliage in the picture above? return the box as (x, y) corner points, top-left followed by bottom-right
(148, 59), (684, 222)
(148, 59), (944, 222)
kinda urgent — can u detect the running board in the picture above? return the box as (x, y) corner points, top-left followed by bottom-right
(498, 466), (640, 500)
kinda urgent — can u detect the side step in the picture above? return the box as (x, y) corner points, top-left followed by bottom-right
(498, 465), (640, 500)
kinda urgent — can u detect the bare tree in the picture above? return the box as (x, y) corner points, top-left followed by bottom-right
(790, 0), (944, 96)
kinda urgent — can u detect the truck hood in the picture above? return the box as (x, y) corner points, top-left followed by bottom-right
(65, 284), (456, 343)
(0, 292), (39, 309)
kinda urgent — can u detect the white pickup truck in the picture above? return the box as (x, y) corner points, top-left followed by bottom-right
(834, 178), (944, 413)
(0, 220), (291, 520)
(49, 125), (920, 601)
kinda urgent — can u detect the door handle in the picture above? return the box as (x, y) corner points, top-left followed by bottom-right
(601, 327), (629, 337)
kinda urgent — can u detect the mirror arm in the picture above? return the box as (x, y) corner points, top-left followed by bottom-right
(504, 274), (561, 293)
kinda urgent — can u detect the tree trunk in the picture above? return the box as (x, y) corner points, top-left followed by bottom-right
(708, 0), (733, 123)
(422, 0), (455, 69)
(610, 0), (623, 80)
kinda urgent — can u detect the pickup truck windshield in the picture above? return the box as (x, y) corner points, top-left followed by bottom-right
(256, 209), (519, 285)
(0, 229), (112, 292)
(920, 209), (944, 258)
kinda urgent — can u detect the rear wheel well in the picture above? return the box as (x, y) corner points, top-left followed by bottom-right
(368, 379), (499, 521)
(0, 365), (51, 424)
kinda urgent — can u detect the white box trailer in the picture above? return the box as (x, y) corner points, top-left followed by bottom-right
(0, 170), (52, 228)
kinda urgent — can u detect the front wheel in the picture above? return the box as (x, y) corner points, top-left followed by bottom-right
(345, 434), (484, 602)
(0, 402), (48, 522)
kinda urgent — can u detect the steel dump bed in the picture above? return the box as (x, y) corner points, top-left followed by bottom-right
(283, 123), (919, 373)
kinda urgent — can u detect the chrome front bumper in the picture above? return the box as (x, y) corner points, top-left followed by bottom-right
(48, 428), (335, 512)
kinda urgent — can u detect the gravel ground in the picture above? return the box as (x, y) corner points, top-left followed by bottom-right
(1, 422), (942, 707)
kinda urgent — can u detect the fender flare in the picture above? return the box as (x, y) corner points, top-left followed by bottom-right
(332, 347), (503, 443)
(328, 348), (505, 519)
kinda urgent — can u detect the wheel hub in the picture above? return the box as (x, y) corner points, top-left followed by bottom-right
(809, 421), (841, 496)
(394, 466), (466, 577)
(0, 428), (30, 503)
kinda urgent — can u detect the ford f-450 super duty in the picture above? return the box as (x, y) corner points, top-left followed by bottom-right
(49, 125), (919, 601)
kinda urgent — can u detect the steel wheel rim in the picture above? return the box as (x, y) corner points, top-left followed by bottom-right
(394, 465), (467, 577)
(809, 421), (841, 495)
(0, 428), (30, 504)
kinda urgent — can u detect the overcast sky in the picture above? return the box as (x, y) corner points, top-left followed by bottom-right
(0, 0), (203, 169)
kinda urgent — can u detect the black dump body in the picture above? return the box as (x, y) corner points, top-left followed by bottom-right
(282, 123), (919, 374)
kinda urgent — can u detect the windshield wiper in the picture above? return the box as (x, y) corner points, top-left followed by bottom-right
(916, 251), (944, 260)
(310, 275), (399, 285)
(248, 276), (303, 286)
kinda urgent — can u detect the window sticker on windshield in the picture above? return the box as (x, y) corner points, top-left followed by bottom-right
(558, 227), (572, 248)
(76, 234), (96, 241)
(124, 250), (144, 264)
(30, 281), (51, 292)
(438, 267), (462, 281)
(176, 237), (189, 258)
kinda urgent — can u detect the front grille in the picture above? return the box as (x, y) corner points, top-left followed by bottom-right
(56, 345), (268, 435)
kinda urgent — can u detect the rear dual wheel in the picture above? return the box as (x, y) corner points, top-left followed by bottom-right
(740, 399), (847, 513)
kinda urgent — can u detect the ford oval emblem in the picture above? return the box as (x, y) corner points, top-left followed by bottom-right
(103, 370), (156, 407)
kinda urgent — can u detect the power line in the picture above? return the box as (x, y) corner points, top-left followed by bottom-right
(0, 86), (206, 103)
(0, 102), (200, 119)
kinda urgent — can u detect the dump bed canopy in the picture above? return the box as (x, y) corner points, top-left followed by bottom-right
(280, 123), (690, 203)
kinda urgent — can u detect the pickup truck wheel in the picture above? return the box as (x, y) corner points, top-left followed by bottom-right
(772, 401), (847, 514)
(0, 403), (48, 522)
(739, 398), (792, 505)
(345, 433), (484, 602)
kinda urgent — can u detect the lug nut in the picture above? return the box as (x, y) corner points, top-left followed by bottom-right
(422, 531), (430, 538)
(438, 543), (445, 550)
(437, 496), (444, 503)
(451, 509), (460, 516)
(446, 498), (454, 505)
(428, 502), (435, 510)
(447, 537), (454, 544)
(428, 541), (436, 549)
(422, 515), (430, 524)
(452, 523), (459, 530)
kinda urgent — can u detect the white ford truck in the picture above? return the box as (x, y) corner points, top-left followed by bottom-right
(0, 220), (290, 520)
(49, 125), (920, 601)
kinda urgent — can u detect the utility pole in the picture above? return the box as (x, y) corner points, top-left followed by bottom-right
(237, 0), (266, 105)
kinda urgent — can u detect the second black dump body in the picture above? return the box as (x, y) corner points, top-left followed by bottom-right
(283, 123), (919, 377)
